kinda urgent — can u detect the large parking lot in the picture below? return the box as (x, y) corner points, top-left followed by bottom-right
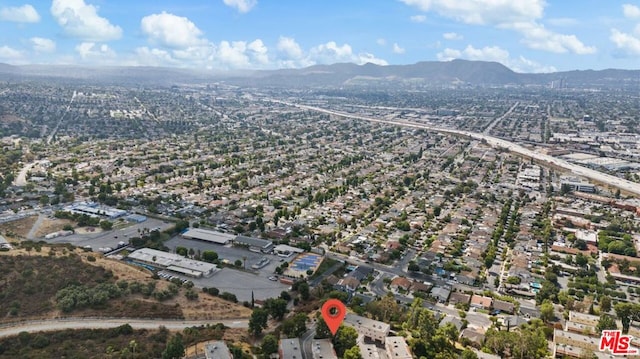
(165, 237), (293, 279)
(162, 237), (296, 302)
(46, 218), (172, 251)
(190, 268), (290, 302)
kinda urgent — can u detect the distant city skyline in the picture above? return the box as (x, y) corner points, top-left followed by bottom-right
(0, 0), (639, 72)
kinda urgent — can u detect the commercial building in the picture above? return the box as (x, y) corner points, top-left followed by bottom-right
(204, 341), (232, 359)
(560, 177), (596, 193)
(344, 313), (390, 343)
(279, 338), (303, 359)
(65, 202), (128, 219)
(273, 244), (304, 257)
(128, 248), (217, 277)
(235, 235), (274, 253)
(182, 228), (235, 245)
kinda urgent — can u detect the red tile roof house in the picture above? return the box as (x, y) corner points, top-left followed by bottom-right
(390, 277), (412, 292)
(470, 295), (493, 310)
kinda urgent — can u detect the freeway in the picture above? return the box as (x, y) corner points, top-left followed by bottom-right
(271, 99), (640, 197)
(0, 318), (248, 339)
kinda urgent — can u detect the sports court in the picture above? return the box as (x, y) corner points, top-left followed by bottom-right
(285, 252), (324, 278)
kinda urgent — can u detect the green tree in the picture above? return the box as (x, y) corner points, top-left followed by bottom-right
(298, 281), (310, 301)
(333, 326), (358, 357)
(596, 314), (618, 332)
(261, 334), (278, 356)
(343, 345), (362, 359)
(264, 298), (288, 321)
(461, 349), (479, 359)
(99, 220), (113, 231)
(614, 302), (640, 333)
(540, 300), (555, 323)
(201, 250), (218, 262)
(176, 246), (188, 256)
(600, 295), (612, 313)
(249, 308), (269, 336)
(314, 314), (332, 339)
(281, 313), (308, 338)
(161, 333), (185, 359)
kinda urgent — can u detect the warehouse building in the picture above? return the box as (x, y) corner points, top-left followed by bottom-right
(182, 228), (236, 245)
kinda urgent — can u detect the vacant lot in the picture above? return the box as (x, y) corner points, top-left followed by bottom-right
(0, 216), (37, 238)
(0, 246), (252, 323)
(33, 218), (74, 238)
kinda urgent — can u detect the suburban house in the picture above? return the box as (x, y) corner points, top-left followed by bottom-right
(470, 295), (493, 310)
(449, 292), (471, 306)
(390, 277), (412, 292)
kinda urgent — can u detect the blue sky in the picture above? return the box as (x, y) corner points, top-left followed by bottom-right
(0, 0), (639, 72)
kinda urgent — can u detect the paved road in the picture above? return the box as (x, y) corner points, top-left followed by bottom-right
(483, 101), (519, 134)
(13, 160), (48, 187)
(0, 318), (248, 339)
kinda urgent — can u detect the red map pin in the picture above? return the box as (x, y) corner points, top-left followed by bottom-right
(321, 298), (346, 335)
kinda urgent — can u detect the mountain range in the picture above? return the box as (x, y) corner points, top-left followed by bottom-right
(0, 59), (639, 89)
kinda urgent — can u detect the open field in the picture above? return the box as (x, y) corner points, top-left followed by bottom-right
(0, 245), (252, 324)
(0, 215), (37, 238)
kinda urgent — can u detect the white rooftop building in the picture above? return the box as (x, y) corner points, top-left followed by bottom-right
(385, 336), (412, 359)
(182, 228), (236, 244)
(128, 248), (217, 277)
(344, 313), (390, 343)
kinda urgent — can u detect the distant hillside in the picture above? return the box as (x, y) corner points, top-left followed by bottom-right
(234, 59), (521, 87)
(0, 60), (639, 89)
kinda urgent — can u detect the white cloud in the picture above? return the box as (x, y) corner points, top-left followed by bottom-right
(506, 22), (596, 54)
(133, 47), (180, 67)
(357, 53), (388, 66)
(410, 14), (426, 23)
(141, 12), (206, 49)
(400, 0), (544, 25)
(610, 29), (640, 55)
(437, 44), (556, 73)
(223, 0), (257, 13)
(216, 41), (251, 68)
(309, 41), (353, 63)
(400, 0), (595, 54)
(392, 43), (405, 54)
(546, 17), (579, 27)
(276, 37), (303, 59)
(50, 0), (122, 41)
(248, 39), (269, 64)
(0, 4), (40, 23)
(0, 46), (23, 61)
(128, 35), (386, 69)
(75, 42), (116, 61)
(437, 45), (509, 63)
(443, 32), (463, 40)
(276, 37), (314, 68)
(623, 4), (640, 19)
(376, 38), (386, 46)
(30, 37), (56, 53)
(309, 41), (387, 65)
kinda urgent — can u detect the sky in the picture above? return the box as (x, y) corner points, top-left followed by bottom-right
(0, 0), (640, 73)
